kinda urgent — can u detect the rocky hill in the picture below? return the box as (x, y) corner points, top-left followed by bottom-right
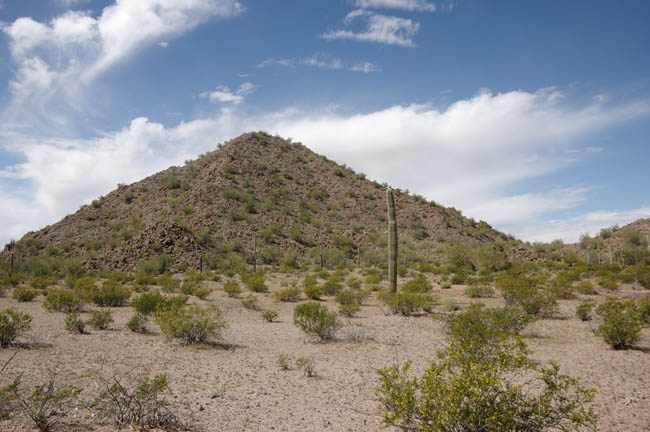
(4, 132), (517, 271)
(572, 218), (650, 265)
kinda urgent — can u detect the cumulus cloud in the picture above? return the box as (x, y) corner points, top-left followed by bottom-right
(354, 0), (436, 12)
(0, 0), (244, 132)
(199, 82), (254, 104)
(1, 87), (649, 246)
(322, 9), (419, 47)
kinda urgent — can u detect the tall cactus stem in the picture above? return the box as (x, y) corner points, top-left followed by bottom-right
(387, 188), (398, 292)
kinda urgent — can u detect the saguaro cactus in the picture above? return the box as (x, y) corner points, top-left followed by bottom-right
(387, 188), (398, 292)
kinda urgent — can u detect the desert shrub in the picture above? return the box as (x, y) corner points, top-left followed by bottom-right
(442, 299), (460, 312)
(5, 374), (81, 432)
(575, 280), (597, 295)
(293, 302), (341, 341)
(43, 289), (85, 312)
(346, 276), (362, 290)
(295, 357), (316, 377)
(403, 276), (430, 293)
(304, 283), (323, 300)
(244, 273), (268, 293)
(12, 286), (39, 302)
(134, 272), (155, 288)
(273, 286), (301, 302)
(126, 313), (148, 333)
(223, 279), (241, 297)
(30, 276), (55, 290)
(377, 304), (597, 432)
(91, 280), (131, 307)
(0, 308), (32, 347)
(321, 279), (342, 296)
(240, 294), (260, 310)
(497, 274), (557, 317)
(64, 312), (86, 334)
(192, 285), (211, 300)
(88, 310), (113, 330)
(440, 281), (452, 289)
(597, 276), (619, 291)
(335, 289), (364, 306)
(595, 297), (643, 349)
(180, 280), (198, 295)
(277, 353), (290, 370)
(93, 373), (183, 430)
(136, 255), (173, 276)
(339, 303), (361, 317)
(262, 309), (278, 322)
(450, 273), (467, 284)
(547, 278), (576, 300)
(365, 272), (382, 286)
(464, 285), (495, 298)
(155, 304), (226, 344)
(637, 296), (650, 324)
(378, 290), (435, 316)
(576, 299), (595, 321)
(131, 292), (165, 315)
(131, 292), (187, 316)
(157, 272), (180, 292)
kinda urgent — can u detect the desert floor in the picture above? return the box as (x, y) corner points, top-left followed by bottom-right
(1, 273), (649, 432)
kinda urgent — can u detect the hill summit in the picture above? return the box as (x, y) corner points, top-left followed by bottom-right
(5, 132), (515, 271)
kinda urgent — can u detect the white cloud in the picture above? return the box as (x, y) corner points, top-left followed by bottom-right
(520, 207), (650, 243)
(1, 88), (649, 247)
(257, 55), (380, 73)
(354, 0), (436, 12)
(199, 82), (254, 104)
(322, 10), (419, 47)
(158, 41), (169, 48)
(56, 0), (91, 7)
(0, 0), (244, 132)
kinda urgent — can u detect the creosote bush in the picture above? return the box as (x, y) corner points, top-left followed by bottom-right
(223, 279), (242, 297)
(43, 289), (85, 313)
(576, 299), (595, 321)
(64, 312), (86, 334)
(293, 302), (341, 341)
(0, 308), (32, 347)
(595, 297), (644, 349)
(262, 309), (278, 322)
(93, 373), (184, 430)
(12, 286), (39, 302)
(378, 290), (435, 316)
(126, 313), (148, 333)
(155, 304), (226, 344)
(376, 304), (597, 432)
(273, 286), (301, 302)
(88, 310), (114, 330)
(91, 280), (131, 307)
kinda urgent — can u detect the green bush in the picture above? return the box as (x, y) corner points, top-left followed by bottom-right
(0, 308), (32, 346)
(192, 285), (211, 299)
(223, 279), (242, 297)
(12, 286), (39, 302)
(346, 277), (362, 290)
(378, 290), (434, 316)
(638, 295), (650, 324)
(464, 285), (494, 298)
(403, 276), (430, 293)
(440, 281), (452, 289)
(497, 274), (557, 317)
(304, 283), (323, 300)
(596, 297), (643, 349)
(157, 273), (180, 292)
(273, 286), (301, 302)
(131, 292), (187, 316)
(293, 302), (341, 341)
(575, 281), (597, 295)
(597, 276), (619, 291)
(576, 299), (595, 321)
(126, 313), (148, 333)
(321, 279), (342, 296)
(240, 294), (260, 310)
(88, 310), (114, 330)
(155, 305), (226, 344)
(91, 280), (131, 307)
(244, 274), (268, 293)
(43, 289), (85, 312)
(180, 281), (198, 295)
(262, 309), (278, 322)
(92, 373), (182, 430)
(64, 312), (86, 334)
(338, 303), (360, 317)
(377, 304), (597, 432)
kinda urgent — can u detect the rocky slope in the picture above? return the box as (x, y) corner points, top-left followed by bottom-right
(4, 132), (516, 271)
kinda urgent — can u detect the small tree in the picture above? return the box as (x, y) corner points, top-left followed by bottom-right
(596, 297), (644, 349)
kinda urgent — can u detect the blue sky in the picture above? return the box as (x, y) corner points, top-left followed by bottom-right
(1, 0), (649, 247)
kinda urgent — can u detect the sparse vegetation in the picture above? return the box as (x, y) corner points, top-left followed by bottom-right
(155, 304), (226, 344)
(293, 302), (341, 341)
(0, 308), (32, 346)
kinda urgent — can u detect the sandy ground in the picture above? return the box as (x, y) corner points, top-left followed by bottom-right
(1, 273), (649, 432)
